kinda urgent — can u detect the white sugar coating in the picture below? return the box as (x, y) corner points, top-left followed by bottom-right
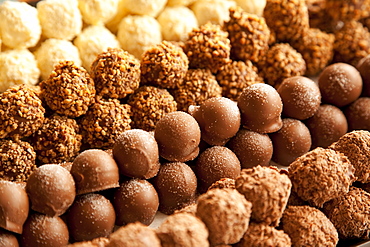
(105, 0), (130, 34)
(34, 38), (82, 80)
(0, 1), (41, 49)
(33, 164), (74, 188)
(74, 25), (120, 70)
(166, 0), (197, 6)
(288, 79), (320, 111)
(234, 0), (266, 16)
(78, 0), (119, 25)
(157, 6), (198, 42)
(117, 15), (162, 59)
(76, 193), (114, 222)
(120, 179), (155, 198)
(0, 49), (40, 92)
(124, 0), (167, 17)
(37, 0), (82, 40)
(191, 0), (236, 26)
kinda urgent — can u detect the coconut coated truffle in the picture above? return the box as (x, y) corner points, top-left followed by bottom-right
(191, 0), (236, 26)
(124, 0), (166, 17)
(234, 0), (266, 16)
(78, 0), (119, 25)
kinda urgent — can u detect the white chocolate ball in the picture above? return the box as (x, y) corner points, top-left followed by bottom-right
(78, 0), (119, 25)
(233, 0), (266, 16)
(105, 0), (130, 34)
(124, 0), (167, 17)
(191, 0), (236, 26)
(167, 0), (197, 6)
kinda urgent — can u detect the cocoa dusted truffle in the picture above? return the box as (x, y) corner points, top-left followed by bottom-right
(281, 205), (339, 247)
(184, 22), (231, 73)
(0, 228), (19, 247)
(330, 130), (370, 183)
(325, 0), (370, 22)
(20, 213), (69, 247)
(0, 139), (36, 183)
(189, 97), (241, 146)
(141, 41), (189, 89)
(156, 212), (209, 247)
(79, 98), (131, 149)
(113, 179), (159, 226)
(195, 146), (241, 193)
(171, 68), (222, 112)
(237, 83), (283, 133)
(113, 129), (159, 179)
(0, 84), (45, 139)
(152, 162), (197, 215)
(90, 48), (140, 99)
(322, 187), (370, 240)
(128, 86), (177, 131)
(71, 149), (120, 195)
(357, 54), (370, 97)
(208, 178), (236, 191)
(0, 180), (29, 234)
(40, 60), (96, 118)
(67, 193), (116, 242)
(235, 166), (292, 226)
(67, 237), (109, 247)
(345, 97), (370, 131)
(31, 114), (82, 164)
(196, 188), (252, 245)
(154, 111), (201, 162)
(288, 147), (355, 207)
(227, 129), (273, 168)
(26, 164), (76, 217)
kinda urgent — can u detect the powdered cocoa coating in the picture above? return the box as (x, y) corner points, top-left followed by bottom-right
(208, 178), (236, 191)
(235, 166), (291, 226)
(288, 147), (356, 208)
(0, 228), (19, 247)
(67, 237), (109, 247)
(329, 130), (370, 183)
(357, 55), (370, 97)
(344, 97), (370, 131)
(156, 212), (209, 247)
(322, 187), (370, 240)
(281, 205), (339, 247)
(196, 188), (252, 245)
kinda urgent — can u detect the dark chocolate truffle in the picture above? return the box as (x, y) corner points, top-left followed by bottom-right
(154, 111), (201, 162)
(71, 149), (120, 195)
(112, 129), (160, 179)
(356, 54), (370, 97)
(318, 62), (363, 107)
(152, 162), (197, 215)
(67, 193), (116, 242)
(237, 83), (283, 133)
(189, 97), (241, 146)
(0, 228), (19, 247)
(113, 179), (159, 226)
(344, 97), (370, 131)
(26, 164), (76, 216)
(277, 76), (321, 120)
(270, 118), (312, 166)
(0, 180), (29, 234)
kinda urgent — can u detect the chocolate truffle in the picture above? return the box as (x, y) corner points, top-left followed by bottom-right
(325, 0), (370, 22)
(128, 86), (177, 131)
(0, 228), (19, 247)
(156, 212), (209, 247)
(79, 98), (132, 149)
(270, 118), (312, 166)
(113, 129), (159, 179)
(0, 139), (36, 183)
(0, 84), (45, 139)
(322, 187), (370, 240)
(235, 166), (292, 226)
(288, 147), (355, 207)
(71, 149), (120, 195)
(26, 164), (76, 216)
(90, 47), (140, 99)
(195, 146), (241, 192)
(356, 54), (370, 97)
(113, 179), (159, 226)
(189, 97), (241, 146)
(67, 237), (109, 247)
(344, 97), (370, 131)
(0, 180), (29, 234)
(281, 205), (339, 247)
(67, 193), (116, 242)
(237, 83), (283, 133)
(318, 62), (363, 107)
(152, 162), (197, 215)
(154, 111), (201, 162)
(208, 178), (236, 191)
(329, 130), (370, 183)
(304, 104), (348, 148)
(196, 188), (252, 245)
(21, 213), (69, 247)
(40, 60), (96, 118)
(277, 76), (321, 120)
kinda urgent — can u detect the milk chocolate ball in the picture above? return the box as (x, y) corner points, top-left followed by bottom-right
(344, 97), (370, 131)
(357, 54), (370, 97)
(0, 227), (19, 247)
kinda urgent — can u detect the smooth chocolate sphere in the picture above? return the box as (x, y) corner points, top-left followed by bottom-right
(0, 228), (19, 247)
(356, 55), (370, 96)
(344, 97), (370, 131)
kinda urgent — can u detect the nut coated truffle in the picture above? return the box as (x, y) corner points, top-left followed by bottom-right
(154, 111), (201, 162)
(237, 83), (283, 134)
(325, 0), (370, 22)
(235, 166), (292, 226)
(288, 147), (356, 207)
(40, 60), (96, 118)
(344, 97), (370, 131)
(196, 188), (252, 245)
(281, 205), (339, 247)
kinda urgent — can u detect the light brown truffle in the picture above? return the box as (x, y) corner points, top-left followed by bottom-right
(288, 147), (356, 207)
(208, 178), (236, 191)
(281, 205), (339, 246)
(67, 237), (109, 247)
(325, 0), (370, 22)
(235, 166), (291, 226)
(196, 188), (252, 245)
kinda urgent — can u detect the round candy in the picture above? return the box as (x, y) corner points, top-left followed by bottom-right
(0, 228), (19, 247)
(344, 97), (370, 131)
(356, 55), (370, 97)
